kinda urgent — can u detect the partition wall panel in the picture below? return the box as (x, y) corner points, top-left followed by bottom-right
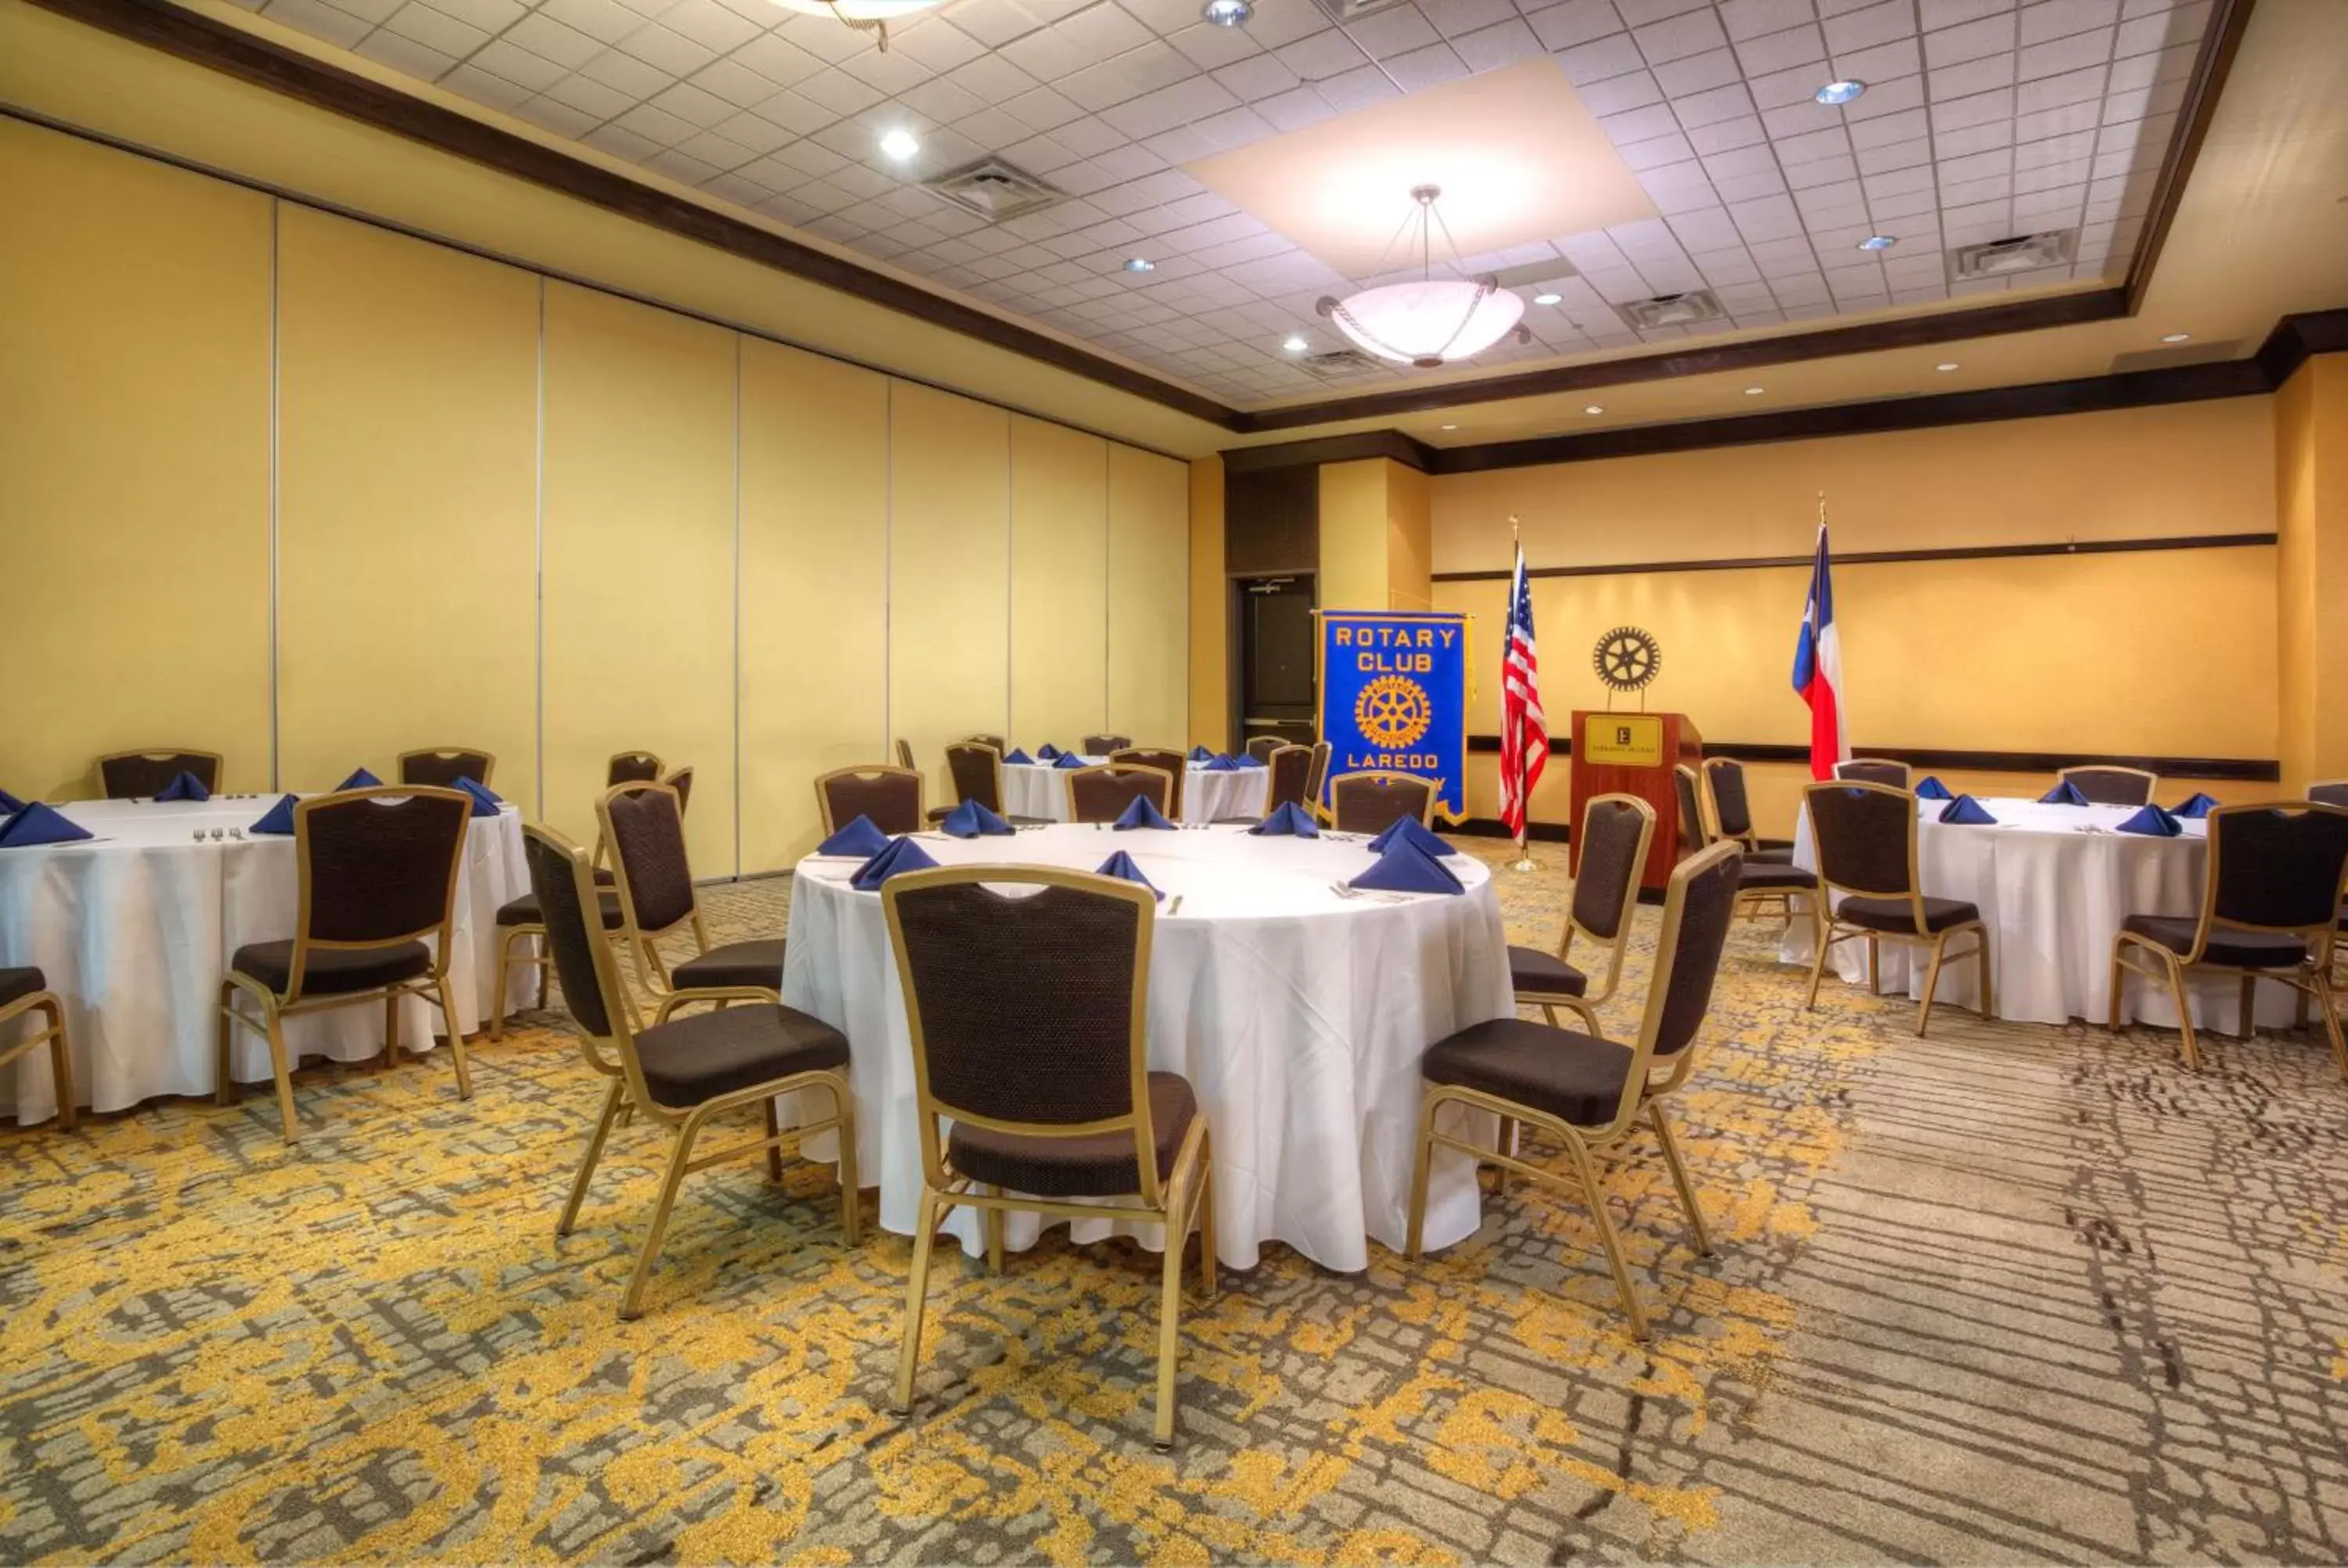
(1106, 447), (1192, 751)
(888, 384), (1012, 802)
(1010, 416), (1111, 752)
(542, 282), (738, 871)
(275, 207), (540, 802)
(0, 121), (273, 798)
(738, 339), (890, 872)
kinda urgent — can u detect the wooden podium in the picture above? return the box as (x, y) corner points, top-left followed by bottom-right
(1567, 710), (1702, 894)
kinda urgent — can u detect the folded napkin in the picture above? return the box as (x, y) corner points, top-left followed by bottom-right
(1112, 793), (1176, 831)
(1914, 775), (1954, 800)
(817, 814), (890, 858)
(1052, 753), (1086, 770)
(2039, 779), (2090, 806)
(1202, 754), (1239, 772)
(940, 798), (1014, 838)
(1003, 748), (1036, 766)
(1350, 838), (1464, 896)
(850, 835), (938, 891)
(156, 771), (211, 802)
(1093, 850), (1162, 899)
(455, 776), (502, 818)
(336, 767), (383, 791)
(1189, 745), (1213, 762)
(1938, 794), (1997, 825)
(1368, 815), (1457, 858)
(1035, 743), (1061, 761)
(2116, 803), (2184, 837)
(251, 794), (299, 835)
(1248, 801), (1320, 838)
(0, 802), (95, 848)
(2172, 792), (2220, 819)
(0, 787), (24, 817)
(1237, 753), (1266, 768)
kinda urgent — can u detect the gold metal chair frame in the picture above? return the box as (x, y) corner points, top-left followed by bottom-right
(214, 786), (473, 1142)
(397, 747), (497, 787)
(2056, 764), (2159, 804)
(2107, 801), (2348, 1077)
(0, 981), (75, 1131)
(1522, 792), (1654, 1034)
(1109, 747), (1188, 819)
(963, 735), (1007, 756)
(1062, 763), (1178, 824)
(1833, 757), (1912, 788)
(880, 865), (1216, 1448)
(813, 765), (926, 836)
(1800, 779), (1994, 1036)
(606, 750), (664, 785)
(96, 747), (225, 799)
(1406, 840), (1740, 1340)
(1681, 764), (1817, 930)
(531, 824), (859, 1319)
(1327, 770), (1437, 833)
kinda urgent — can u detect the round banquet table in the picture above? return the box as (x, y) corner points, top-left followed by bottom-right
(778, 822), (1511, 1271)
(1000, 757), (1272, 824)
(0, 795), (535, 1124)
(1778, 796), (2302, 1030)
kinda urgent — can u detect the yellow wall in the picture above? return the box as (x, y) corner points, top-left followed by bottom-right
(1011, 417), (1110, 749)
(1318, 460), (1390, 613)
(1107, 446), (1194, 750)
(2275, 354), (2348, 790)
(1388, 463), (1433, 612)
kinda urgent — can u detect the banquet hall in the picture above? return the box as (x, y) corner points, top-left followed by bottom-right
(5, 0), (2348, 1558)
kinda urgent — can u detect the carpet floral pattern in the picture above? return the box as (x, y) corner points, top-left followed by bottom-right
(2, 838), (2344, 1562)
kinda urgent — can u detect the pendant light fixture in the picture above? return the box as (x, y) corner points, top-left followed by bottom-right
(768, 0), (942, 51)
(1315, 185), (1530, 369)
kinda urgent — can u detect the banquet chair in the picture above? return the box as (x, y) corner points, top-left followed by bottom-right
(660, 765), (694, 816)
(965, 735), (1008, 756)
(1082, 734), (1130, 756)
(2057, 765), (2158, 806)
(1405, 840), (1741, 1340)
(1328, 771), (1434, 836)
(1802, 780), (1992, 1036)
(607, 751), (664, 786)
(1511, 793), (1653, 1035)
(2310, 781), (2348, 809)
(816, 765), (924, 836)
(1833, 758), (1910, 789)
(881, 865), (1215, 1448)
(2108, 802), (2348, 1078)
(1305, 741), (1333, 820)
(1111, 748), (1188, 819)
(929, 742), (1011, 824)
(1265, 744), (1313, 815)
(1066, 764), (1174, 824)
(1702, 758), (1792, 863)
(528, 824), (858, 1319)
(1244, 736), (1281, 764)
(895, 739), (917, 771)
(98, 749), (223, 799)
(398, 747), (495, 789)
(0, 969), (74, 1131)
(1676, 765), (1820, 926)
(601, 782), (789, 1001)
(215, 786), (473, 1142)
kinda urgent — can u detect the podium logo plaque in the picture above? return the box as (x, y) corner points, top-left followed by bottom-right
(1582, 712), (1665, 767)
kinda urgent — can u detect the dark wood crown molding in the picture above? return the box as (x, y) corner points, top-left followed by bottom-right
(1430, 531), (2278, 584)
(1464, 734), (2278, 784)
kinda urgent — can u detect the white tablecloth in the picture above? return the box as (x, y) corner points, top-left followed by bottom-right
(1779, 797), (2298, 1030)
(1001, 758), (1271, 824)
(0, 796), (535, 1122)
(779, 822), (1511, 1271)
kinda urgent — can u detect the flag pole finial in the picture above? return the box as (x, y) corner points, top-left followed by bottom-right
(1508, 512), (1520, 543)
(1817, 490), (1828, 529)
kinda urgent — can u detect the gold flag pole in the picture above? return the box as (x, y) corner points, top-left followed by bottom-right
(1507, 512), (1538, 873)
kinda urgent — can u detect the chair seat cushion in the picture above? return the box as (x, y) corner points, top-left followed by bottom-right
(949, 1071), (1197, 1198)
(1747, 845), (1795, 864)
(0, 967), (46, 1009)
(1421, 1017), (1633, 1127)
(495, 890), (624, 929)
(1506, 944), (1587, 998)
(230, 940), (430, 997)
(672, 938), (788, 992)
(1838, 895), (1979, 933)
(632, 1003), (849, 1109)
(1738, 862), (1818, 890)
(2121, 915), (2308, 969)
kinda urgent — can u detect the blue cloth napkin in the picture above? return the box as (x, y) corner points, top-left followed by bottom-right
(0, 802), (95, 848)
(2172, 792), (2220, 819)
(1368, 815), (1457, 858)
(2116, 803), (2184, 837)
(940, 798), (1014, 838)
(1248, 801), (1320, 838)
(1237, 753), (1266, 768)
(1938, 794), (1997, 825)
(337, 767), (382, 791)
(455, 776), (502, 818)
(1035, 743), (1061, 761)
(251, 794), (299, 835)
(1052, 753), (1086, 770)
(1003, 748), (1035, 766)
(850, 835), (938, 891)
(818, 815), (890, 857)
(1093, 850), (1163, 899)
(1350, 838), (1464, 895)
(156, 771), (211, 802)
(1189, 745), (1213, 762)
(1203, 754), (1239, 771)
(0, 787), (24, 817)
(1112, 794), (1176, 831)
(2039, 779), (2090, 806)
(1914, 775), (1954, 800)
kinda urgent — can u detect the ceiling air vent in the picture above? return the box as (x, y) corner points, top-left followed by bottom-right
(1949, 229), (2076, 282)
(922, 156), (1065, 223)
(1309, 0), (1413, 22)
(1616, 290), (1726, 331)
(1299, 348), (1382, 378)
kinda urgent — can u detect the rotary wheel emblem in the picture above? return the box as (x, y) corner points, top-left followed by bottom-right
(1354, 674), (1432, 750)
(1594, 626), (1662, 692)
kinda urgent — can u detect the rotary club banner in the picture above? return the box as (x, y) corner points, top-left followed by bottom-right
(1315, 610), (1473, 822)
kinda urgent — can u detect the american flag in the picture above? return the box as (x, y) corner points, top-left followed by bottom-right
(1500, 541), (1547, 840)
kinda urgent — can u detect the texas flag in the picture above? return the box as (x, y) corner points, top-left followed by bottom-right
(1790, 523), (1849, 781)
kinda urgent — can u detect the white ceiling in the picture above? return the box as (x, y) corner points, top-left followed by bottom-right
(234, 0), (2213, 410)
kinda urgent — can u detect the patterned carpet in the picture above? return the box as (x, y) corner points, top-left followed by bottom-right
(3, 838), (2346, 1563)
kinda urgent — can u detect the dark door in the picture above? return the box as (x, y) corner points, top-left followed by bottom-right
(1240, 576), (1317, 751)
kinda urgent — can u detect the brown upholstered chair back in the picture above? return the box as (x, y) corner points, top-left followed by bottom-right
(1703, 757), (1756, 839)
(1265, 745), (1312, 812)
(1673, 764), (1709, 855)
(1082, 734), (1129, 756)
(817, 767), (924, 836)
(524, 824), (618, 1041)
(601, 783), (698, 935)
(1244, 736), (1281, 762)
(1573, 797), (1648, 940)
(1111, 749), (1186, 816)
(1068, 764), (1171, 824)
(297, 787), (469, 947)
(2208, 804), (2348, 932)
(607, 751), (663, 786)
(99, 750), (222, 799)
(2310, 780), (2348, 809)
(399, 749), (494, 789)
(661, 766), (694, 816)
(1328, 771), (1433, 835)
(1646, 843), (1741, 1060)
(895, 739), (916, 771)
(2057, 765), (2155, 806)
(1804, 782), (1915, 897)
(1305, 741), (1332, 807)
(1835, 758), (1910, 788)
(945, 744), (1004, 813)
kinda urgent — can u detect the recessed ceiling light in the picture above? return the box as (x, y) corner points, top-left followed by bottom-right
(1439, 423), (1457, 430)
(1814, 79), (1866, 105)
(1583, 405), (1604, 415)
(2160, 332), (2191, 343)
(1281, 334), (1308, 353)
(1857, 235), (1896, 251)
(1533, 292), (1562, 305)
(1122, 257), (1154, 273)
(879, 128), (920, 161)
(1743, 386), (1765, 396)
(1201, 0), (1251, 24)
(1936, 361), (1959, 372)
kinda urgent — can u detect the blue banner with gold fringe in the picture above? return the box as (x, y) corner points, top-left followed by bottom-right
(1315, 610), (1472, 822)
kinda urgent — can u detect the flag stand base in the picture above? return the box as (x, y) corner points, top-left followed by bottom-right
(1507, 854), (1539, 872)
